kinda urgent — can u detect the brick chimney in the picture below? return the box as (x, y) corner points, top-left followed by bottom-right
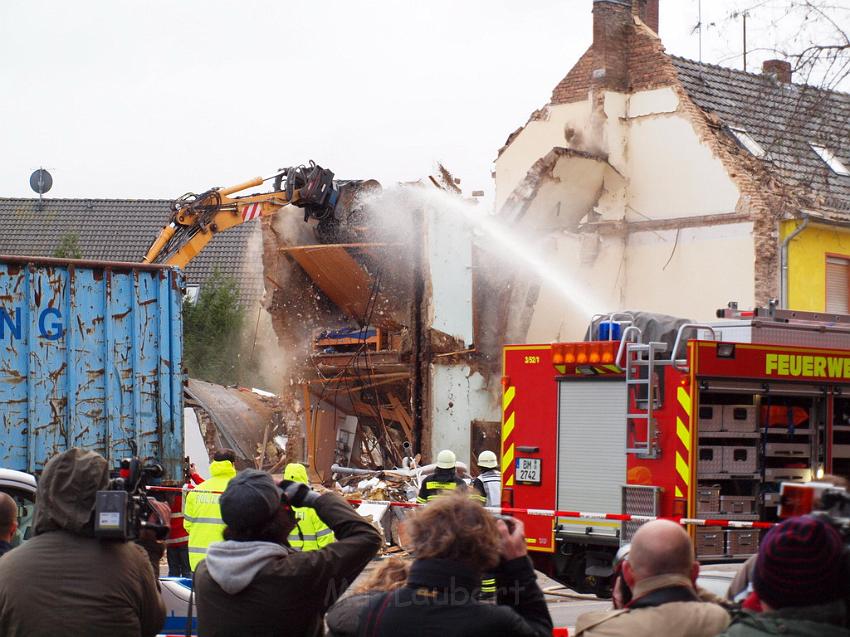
(633, 0), (660, 34)
(592, 0), (632, 90)
(762, 59), (792, 83)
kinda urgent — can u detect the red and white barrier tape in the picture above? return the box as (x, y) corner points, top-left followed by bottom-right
(345, 499), (776, 529)
(147, 488), (774, 530)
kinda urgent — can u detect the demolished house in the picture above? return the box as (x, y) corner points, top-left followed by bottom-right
(257, 168), (501, 479)
(491, 0), (850, 344)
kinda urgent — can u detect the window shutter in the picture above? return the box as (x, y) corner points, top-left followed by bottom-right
(826, 257), (850, 313)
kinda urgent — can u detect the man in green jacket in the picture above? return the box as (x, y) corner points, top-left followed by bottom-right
(283, 463), (335, 551)
(184, 449), (237, 570)
(720, 515), (850, 637)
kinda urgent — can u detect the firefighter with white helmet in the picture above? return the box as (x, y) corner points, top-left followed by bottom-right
(471, 450), (501, 507)
(416, 450), (467, 503)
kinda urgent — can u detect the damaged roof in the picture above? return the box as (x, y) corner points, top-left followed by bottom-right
(672, 57), (850, 213)
(0, 197), (263, 305)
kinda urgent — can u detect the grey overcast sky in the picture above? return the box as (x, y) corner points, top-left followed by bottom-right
(0, 0), (846, 200)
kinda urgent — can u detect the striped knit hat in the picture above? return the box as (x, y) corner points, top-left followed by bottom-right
(753, 515), (846, 608)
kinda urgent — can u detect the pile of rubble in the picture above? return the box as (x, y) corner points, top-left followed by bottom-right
(331, 460), (472, 502)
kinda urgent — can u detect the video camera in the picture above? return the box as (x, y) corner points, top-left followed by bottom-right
(94, 457), (169, 541)
(778, 480), (850, 540)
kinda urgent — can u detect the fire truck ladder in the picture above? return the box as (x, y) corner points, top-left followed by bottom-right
(625, 341), (668, 459)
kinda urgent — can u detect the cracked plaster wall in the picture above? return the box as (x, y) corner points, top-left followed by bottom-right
(495, 85), (756, 341)
(429, 364), (500, 465)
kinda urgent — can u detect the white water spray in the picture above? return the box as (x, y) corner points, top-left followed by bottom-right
(402, 186), (602, 319)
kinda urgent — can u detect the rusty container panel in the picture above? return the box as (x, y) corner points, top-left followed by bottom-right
(0, 257), (184, 479)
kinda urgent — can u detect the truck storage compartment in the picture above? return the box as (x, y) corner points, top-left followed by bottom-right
(723, 446), (757, 474)
(763, 492), (781, 507)
(696, 486), (721, 513)
(697, 446), (724, 474)
(723, 405), (757, 432)
(698, 405), (723, 432)
(765, 442), (810, 458)
(726, 529), (759, 556)
(0, 256), (184, 478)
(833, 444), (850, 459)
(720, 495), (755, 515)
(764, 467), (812, 482)
(695, 528), (724, 557)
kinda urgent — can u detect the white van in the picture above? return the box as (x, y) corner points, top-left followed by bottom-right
(0, 469), (37, 547)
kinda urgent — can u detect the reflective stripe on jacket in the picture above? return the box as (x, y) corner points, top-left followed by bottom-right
(168, 473), (205, 547)
(416, 469), (467, 503)
(472, 470), (502, 507)
(287, 507), (336, 551)
(183, 460), (236, 569)
(283, 462), (335, 551)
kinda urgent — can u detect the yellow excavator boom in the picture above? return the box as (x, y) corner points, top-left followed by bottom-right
(142, 162), (344, 268)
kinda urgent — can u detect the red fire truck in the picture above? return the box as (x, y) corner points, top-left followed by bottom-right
(501, 306), (850, 595)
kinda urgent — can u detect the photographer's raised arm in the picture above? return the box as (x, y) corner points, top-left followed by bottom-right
(494, 518), (554, 637)
(275, 491), (382, 604)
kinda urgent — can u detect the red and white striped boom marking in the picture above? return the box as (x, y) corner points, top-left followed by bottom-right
(241, 202), (262, 222)
(147, 486), (773, 529)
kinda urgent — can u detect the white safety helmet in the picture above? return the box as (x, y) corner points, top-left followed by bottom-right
(436, 449), (457, 469)
(477, 450), (498, 469)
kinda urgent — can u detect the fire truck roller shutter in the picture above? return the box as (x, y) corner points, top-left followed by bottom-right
(557, 380), (627, 538)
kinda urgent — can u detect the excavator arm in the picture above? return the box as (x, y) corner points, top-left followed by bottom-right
(143, 162), (344, 268)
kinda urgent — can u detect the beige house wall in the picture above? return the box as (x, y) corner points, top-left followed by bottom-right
(495, 86), (755, 343)
(623, 224), (756, 326)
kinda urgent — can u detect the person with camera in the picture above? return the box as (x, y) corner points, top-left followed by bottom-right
(193, 469), (381, 637)
(166, 460), (205, 577)
(718, 515), (850, 637)
(574, 519), (730, 637)
(184, 448), (237, 570)
(0, 448), (166, 637)
(357, 492), (553, 636)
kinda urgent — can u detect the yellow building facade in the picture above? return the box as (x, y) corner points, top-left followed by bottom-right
(784, 220), (850, 312)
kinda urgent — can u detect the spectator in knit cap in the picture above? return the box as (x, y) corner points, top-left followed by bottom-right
(727, 474), (850, 608)
(193, 469), (381, 637)
(719, 515), (850, 637)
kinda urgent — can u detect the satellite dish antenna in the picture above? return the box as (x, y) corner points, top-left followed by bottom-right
(30, 168), (53, 195)
(30, 168), (52, 212)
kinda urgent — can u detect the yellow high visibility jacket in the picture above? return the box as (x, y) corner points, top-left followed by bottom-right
(183, 459), (236, 570)
(283, 463), (335, 551)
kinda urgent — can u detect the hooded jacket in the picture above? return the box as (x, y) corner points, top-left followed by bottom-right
(194, 491), (381, 637)
(184, 459), (237, 569)
(0, 448), (166, 637)
(284, 463), (335, 551)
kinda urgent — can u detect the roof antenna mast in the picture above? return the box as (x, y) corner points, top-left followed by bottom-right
(698, 0), (702, 62)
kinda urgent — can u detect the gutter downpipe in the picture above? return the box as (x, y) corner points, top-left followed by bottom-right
(780, 215), (810, 309)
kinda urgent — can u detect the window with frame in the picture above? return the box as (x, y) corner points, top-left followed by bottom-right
(729, 126), (767, 158)
(811, 144), (850, 176)
(826, 256), (850, 314)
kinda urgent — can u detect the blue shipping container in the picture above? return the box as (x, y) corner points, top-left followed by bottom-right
(0, 256), (184, 479)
